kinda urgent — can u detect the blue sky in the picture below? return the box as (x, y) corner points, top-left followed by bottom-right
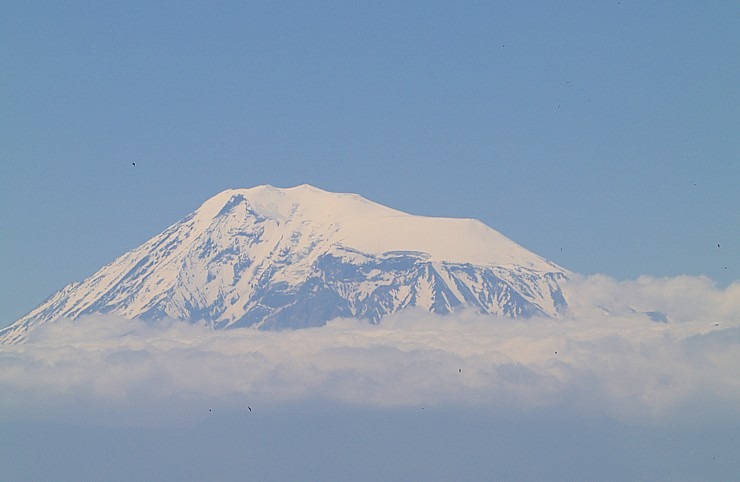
(2, 1), (738, 325)
(1, 3), (739, 479)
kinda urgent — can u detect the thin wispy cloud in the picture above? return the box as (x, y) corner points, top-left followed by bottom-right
(1, 275), (738, 426)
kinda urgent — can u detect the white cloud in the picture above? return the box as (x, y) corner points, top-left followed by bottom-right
(0, 275), (738, 426)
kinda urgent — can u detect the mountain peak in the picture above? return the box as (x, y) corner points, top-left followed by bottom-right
(197, 184), (376, 222)
(1, 185), (569, 344)
(194, 185), (558, 268)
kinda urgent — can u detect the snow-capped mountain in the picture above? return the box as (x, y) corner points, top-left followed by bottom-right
(0, 185), (568, 344)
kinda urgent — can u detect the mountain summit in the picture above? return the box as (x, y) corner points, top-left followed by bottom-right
(1, 185), (568, 343)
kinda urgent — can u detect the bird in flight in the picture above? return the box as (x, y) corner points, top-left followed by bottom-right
(132, 162), (136, 167)
(248, 406), (252, 412)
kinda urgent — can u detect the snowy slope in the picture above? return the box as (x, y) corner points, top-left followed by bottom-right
(0, 185), (569, 344)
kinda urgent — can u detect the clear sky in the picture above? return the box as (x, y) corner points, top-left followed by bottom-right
(2, 1), (738, 326)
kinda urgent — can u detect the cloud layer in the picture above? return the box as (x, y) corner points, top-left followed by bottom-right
(1, 275), (738, 425)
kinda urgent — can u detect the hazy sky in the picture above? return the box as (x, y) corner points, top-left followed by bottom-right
(2, 0), (738, 325)
(1, 2), (739, 480)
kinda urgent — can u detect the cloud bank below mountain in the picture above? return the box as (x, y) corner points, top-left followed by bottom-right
(1, 275), (738, 426)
